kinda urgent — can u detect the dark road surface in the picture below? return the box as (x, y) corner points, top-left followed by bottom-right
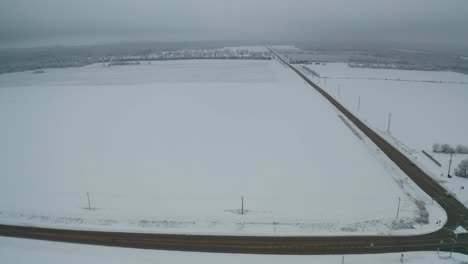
(1, 50), (467, 255)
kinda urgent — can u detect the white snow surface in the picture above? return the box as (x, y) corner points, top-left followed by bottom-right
(300, 62), (468, 207)
(1, 237), (467, 264)
(0, 59), (445, 235)
(454, 226), (467, 235)
(308, 62), (468, 83)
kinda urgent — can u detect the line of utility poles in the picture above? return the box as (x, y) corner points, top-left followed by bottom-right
(396, 197), (401, 218)
(332, 91), (393, 135)
(85, 193), (246, 215)
(87, 192), (92, 210)
(387, 112), (392, 133)
(241, 196), (244, 215)
(333, 90), (394, 136)
(448, 153), (454, 178)
(357, 96), (361, 112)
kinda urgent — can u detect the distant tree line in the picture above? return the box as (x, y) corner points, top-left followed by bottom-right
(432, 144), (468, 154)
(107, 61), (141, 66)
(0, 42), (272, 75)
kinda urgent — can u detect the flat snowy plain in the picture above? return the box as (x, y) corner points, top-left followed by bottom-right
(0, 59), (444, 235)
(1, 237), (466, 264)
(301, 62), (468, 207)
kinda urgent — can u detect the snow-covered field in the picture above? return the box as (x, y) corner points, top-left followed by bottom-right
(1, 237), (466, 264)
(0, 59), (445, 235)
(300, 62), (468, 207)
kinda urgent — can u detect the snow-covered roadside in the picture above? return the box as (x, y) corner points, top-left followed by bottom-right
(299, 63), (468, 150)
(324, 111), (447, 235)
(298, 62), (468, 209)
(0, 237), (466, 264)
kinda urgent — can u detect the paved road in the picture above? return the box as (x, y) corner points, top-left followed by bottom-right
(1, 51), (467, 255)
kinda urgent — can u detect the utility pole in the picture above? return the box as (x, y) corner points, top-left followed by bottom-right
(87, 192), (91, 210)
(241, 196), (244, 215)
(448, 153), (454, 178)
(342, 255), (345, 264)
(357, 96), (361, 112)
(387, 112), (392, 133)
(396, 197), (401, 218)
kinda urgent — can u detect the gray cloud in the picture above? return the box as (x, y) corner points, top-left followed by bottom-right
(1, 0), (467, 50)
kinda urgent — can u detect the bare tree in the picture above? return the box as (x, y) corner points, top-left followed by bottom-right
(455, 159), (468, 178)
(455, 145), (468, 154)
(440, 144), (455, 153)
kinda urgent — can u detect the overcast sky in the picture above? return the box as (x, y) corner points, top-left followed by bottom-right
(1, 0), (467, 50)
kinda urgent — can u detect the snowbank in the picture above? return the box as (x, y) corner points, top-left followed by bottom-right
(0, 237), (466, 264)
